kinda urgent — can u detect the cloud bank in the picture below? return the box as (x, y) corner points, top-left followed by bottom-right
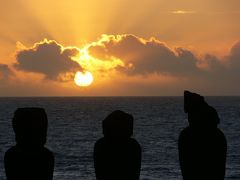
(12, 35), (240, 83)
(88, 34), (206, 76)
(15, 39), (82, 81)
(88, 35), (240, 76)
(86, 34), (240, 94)
(2, 34), (239, 95)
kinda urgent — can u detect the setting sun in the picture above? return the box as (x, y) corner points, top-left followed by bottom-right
(74, 71), (94, 87)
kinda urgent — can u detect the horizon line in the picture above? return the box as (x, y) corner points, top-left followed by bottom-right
(0, 95), (240, 98)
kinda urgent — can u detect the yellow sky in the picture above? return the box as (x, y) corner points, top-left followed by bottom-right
(1, 0), (240, 96)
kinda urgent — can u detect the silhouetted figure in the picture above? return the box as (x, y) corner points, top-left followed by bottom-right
(94, 110), (141, 180)
(178, 91), (227, 180)
(4, 108), (54, 180)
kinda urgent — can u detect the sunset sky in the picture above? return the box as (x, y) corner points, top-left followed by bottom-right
(1, 0), (240, 96)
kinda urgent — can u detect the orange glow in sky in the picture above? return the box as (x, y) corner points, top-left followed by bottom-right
(1, 0), (240, 96)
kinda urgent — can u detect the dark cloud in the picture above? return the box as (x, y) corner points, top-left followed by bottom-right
(214, 41), (240, 82)
(226, 41), (240, 68)
(202, 41), (240, 77)
(187, 41), (240, 93)
(88, 34), (201, 76)
(15, 40), (82, 81)
(0, 64), (12, 80)
(87, 34), (240, 94)
(88, 34), (240, 85)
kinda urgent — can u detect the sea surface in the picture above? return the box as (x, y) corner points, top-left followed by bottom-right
(0, 97), (239, 180)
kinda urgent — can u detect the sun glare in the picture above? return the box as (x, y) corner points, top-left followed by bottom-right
(74, 71), (94, 87)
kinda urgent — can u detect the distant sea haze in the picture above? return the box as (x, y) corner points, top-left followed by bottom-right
(0, 97), (239, 180)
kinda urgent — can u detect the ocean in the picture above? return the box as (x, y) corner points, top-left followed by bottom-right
(0, 97), (239, 179)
